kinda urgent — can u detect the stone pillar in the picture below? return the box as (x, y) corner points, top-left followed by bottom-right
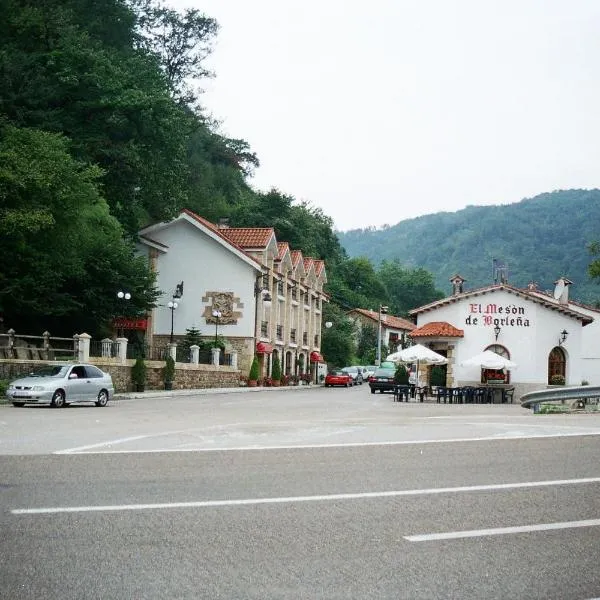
(211, 347), (220, 366)
(77, 333), (91, 363)
(42, 331), (50, 358)
(230, 351), (238, 369)
(101, 338), (113, 358)
(190, 344), (199, 365)
(168, 342), (177, 361)
(115, 337), (128, 364)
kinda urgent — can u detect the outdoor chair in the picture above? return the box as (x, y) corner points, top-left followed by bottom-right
(436, 386), (450, 403)
(502, 387), (515, 403)
(394, 385), (410, 402)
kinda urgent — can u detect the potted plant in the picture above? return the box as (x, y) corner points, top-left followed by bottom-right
(248, 356), (260, 387)
(550, 374), (566, 386)
(163, 355), (175, 390)
(271, 357), (282, 387)
(394, 364), (409, 385)
(131, 357), (147, 392)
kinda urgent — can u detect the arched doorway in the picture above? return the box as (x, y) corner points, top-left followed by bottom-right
(548, 347), (566, 384)
(285, 351), (293, 375)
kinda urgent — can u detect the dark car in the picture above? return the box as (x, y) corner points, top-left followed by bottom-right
(325, 370), (353, 387)
(368, 367), (397, 394)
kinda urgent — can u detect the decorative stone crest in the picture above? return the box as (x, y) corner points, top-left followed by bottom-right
(202, 292), (241, 325)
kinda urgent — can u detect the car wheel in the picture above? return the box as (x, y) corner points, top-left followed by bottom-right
(51, 390), (66, 408)
(96, 389), (109, 407)
(12, 402), (25, 407)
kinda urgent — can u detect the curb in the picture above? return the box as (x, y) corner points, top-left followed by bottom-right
(114, 384), (321, 400)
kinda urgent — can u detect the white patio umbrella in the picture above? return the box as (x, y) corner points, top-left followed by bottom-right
(386, 344), (448, 386)
(460, 350), (517, 370)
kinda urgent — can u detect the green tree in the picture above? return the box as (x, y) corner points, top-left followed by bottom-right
(357, 324), (377, 364)
(321, 304), (355, 368)
(0, 124), (158, 334)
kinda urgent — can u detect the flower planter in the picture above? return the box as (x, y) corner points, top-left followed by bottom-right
(248, 380), (258, 388)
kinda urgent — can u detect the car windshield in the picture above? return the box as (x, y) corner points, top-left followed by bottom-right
(26, 366), (68, 378)
(342, 367), (357, 373)
(375, 368), (395, 376)
(329, 370), (344, 376)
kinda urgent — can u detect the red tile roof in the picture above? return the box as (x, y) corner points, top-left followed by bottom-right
(291, 250), (303, 268)
(350, 308), (415, 331)
(410, 321), (464, 338)
(276, 242), (290, 260)
(303, 258), (314, 273)
(220, 227), (275, 249)
(313, 260), (325, 276)
(409, 283), (593, 324)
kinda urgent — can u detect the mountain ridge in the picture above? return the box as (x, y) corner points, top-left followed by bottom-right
(337, 189), (600, 303)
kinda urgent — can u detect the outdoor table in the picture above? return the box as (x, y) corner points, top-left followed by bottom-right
(393, 385), (410, 402)
(480, 383), (513, 403)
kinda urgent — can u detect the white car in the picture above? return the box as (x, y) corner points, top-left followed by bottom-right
(6, 363), (114, 408)
(341, 366), (364, 384)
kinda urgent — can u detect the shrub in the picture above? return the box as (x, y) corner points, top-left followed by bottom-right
(249, 356), (260, 381)
(0, 379), (8, 398)
(550, 374), (566, 385)
(271, 357), (282, 381)
(430, 365), (446, 387)
(131, 357), (147, 385)
(163, 355), (175, 382)
(394, 364), (409, 384)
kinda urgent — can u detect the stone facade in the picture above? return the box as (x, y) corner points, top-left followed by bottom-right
(0, 359), (240, 393)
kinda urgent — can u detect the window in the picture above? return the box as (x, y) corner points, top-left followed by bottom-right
(314, 334), (319, 347)
(302, 332), (308, 346)
(85, 366), (104, 378)
(260, 321), (269, 337)
(290, 329), (296, 343)
(548, 347), (566, 384)
(276, 325), (283, 340)
(483, 345), (511, 384)
(277, 281), (284, 295)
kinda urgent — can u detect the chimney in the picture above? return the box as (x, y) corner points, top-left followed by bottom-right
(217, 217), (230, 229)
(449, 274), (466, 296)
(554, 277), (573, 305)
(527, 281), (538, 291)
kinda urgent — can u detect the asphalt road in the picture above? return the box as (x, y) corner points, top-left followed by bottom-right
(1, 385), (599, 599)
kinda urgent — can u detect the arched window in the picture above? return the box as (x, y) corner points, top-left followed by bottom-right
(548, 347), (566, 384)
(483, 344), (511, 384)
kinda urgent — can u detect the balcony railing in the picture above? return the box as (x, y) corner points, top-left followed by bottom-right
(261, 321), (269, 337)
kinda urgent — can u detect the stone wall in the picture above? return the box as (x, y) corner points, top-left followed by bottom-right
(0, 359), (241, 393)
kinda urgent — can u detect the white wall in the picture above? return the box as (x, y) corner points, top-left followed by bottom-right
(150, 220), (259, 339)
(572, 304), (600, 385)
(417, 290), (585, 386)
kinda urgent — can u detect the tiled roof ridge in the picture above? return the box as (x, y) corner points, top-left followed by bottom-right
(180, 209), (263, 268)
(409, 282), (593, 323)
(523, 287), (600, 314)
(352, 308), (415, 330)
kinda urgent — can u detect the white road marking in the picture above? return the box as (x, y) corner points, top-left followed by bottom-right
(12, 476), (600, 515)
(54, 430), (600, 454)
(404, 519), (600, 542)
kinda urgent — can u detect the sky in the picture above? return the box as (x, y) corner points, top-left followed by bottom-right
(169, 0), (600, 232)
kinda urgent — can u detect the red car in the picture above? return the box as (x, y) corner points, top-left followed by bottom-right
(324, 370), (353, 387)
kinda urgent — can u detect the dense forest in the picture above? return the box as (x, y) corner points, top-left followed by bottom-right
(0, 0), (444, 366)
(339, 189), (600, 304)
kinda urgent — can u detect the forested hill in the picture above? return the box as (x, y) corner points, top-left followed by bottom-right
(338, 189), (600, 304)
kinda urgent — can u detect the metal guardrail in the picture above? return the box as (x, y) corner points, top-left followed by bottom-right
(520, 386), (600, 409)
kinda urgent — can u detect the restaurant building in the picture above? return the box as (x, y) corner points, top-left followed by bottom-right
(408, 275), (598, 400)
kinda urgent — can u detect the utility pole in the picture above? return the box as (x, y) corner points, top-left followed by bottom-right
(376, 305), (388, 366)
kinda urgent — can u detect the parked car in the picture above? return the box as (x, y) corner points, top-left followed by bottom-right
(364, 366), (377, 378)
(324, 370), (353, 387)
(368, 366), (397, 394)
(341, 366), (363, 384)
(6, 363), (114, 408)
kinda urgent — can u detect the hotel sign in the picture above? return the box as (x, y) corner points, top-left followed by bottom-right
(465, 303), (531, 328)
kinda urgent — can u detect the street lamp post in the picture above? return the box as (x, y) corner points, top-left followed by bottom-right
(116, 291), (131, 337)
(376, 305), (389, 366)
(212, 309), (222, 346)
(167, 300), (178, 344)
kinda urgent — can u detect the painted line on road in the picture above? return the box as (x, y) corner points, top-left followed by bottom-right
(11, 476), (600, 515)
(404, 519), (600, 542)
(54, 430), (600, 454)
